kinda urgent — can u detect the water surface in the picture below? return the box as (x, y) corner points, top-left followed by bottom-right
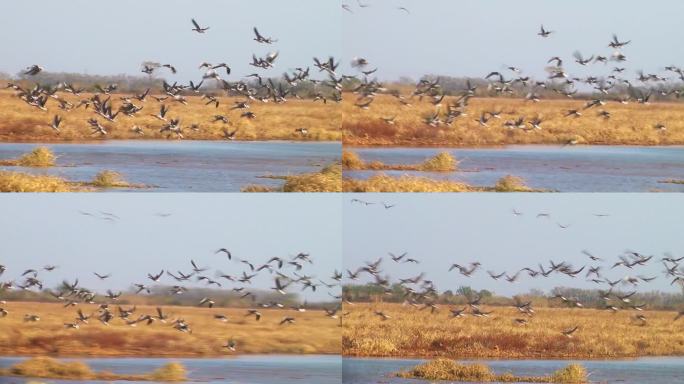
(0, 141), (340, 192)
(346, 145), (684, 192)
(343, 357), (684, 383)
(0, 354), (341, 384)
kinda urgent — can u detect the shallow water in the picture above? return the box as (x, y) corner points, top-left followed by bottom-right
(345, 145), (684, 192)
(342, 357), (684, 383)
(0, 354), (341, 383)
(0, 141), (340, 192)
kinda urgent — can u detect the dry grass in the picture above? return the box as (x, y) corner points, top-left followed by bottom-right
(343, 94), (684, 146)
(396, 359), (587, 383)
(242, 163), (342, 192)
(0, 301), (340, 357)
(85, 170), (143, 189)
(342, 173), (543, 192)
(342, 303), (684, 359)
(494, 175), (539, 192)
(0, 90), (340, 142)
(343, 174), (477, 192)
(0, 357), (186, 381)
(0, 171), (74, 192)
(342, 150), (457, 172)
(660, 179), (684, 185)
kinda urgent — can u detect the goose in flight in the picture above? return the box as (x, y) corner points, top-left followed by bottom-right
(223, 339), (237, 352)
(147, 270), (164, 282)
(280, 316), (296, 325)
(609, 34), (631, 49)
(215, 248), (232, 259)
(538, 25), (553, 38)
(94, 272), (111, 280)
(253, 27), (277, 44)
(23, 65), (44, 76)
(49, 115), (62, 133)
(561, 326), (579, 338)
(397, 7), (410, 14)
(191, 18), (209, 33)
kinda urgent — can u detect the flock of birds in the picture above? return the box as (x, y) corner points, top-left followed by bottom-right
(0, 240), (342, 353)
(344, 20), (682, 144)
(7, 21), (342, 139)
(344, 203), (684, 337)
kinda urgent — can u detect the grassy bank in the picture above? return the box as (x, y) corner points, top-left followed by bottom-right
(342, 174), (543, 192)
(0, 301), (339, 357)
(342, 303), (684, 359)
(0, 90), (340, 142)
(343, 94), (684, 146)
(397, 359), (587, 383)
(242, 163), (342, 192)
(0, 357), (186, 381)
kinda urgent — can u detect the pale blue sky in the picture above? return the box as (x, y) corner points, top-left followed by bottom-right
(0, 194), (342, 302)
(0, 0), (341, 82)
(344, 194), (684, 295)
(343, 0), (684, 81)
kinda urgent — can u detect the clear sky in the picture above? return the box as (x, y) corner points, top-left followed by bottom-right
(0, 194), (342, 302)
(344, 194), (684, 295)
(0, 0), (341, 82)
(342, 0), (684, 81)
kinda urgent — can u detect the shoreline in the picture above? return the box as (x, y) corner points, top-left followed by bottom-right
(0, 138), (340, 145)
(343, 142), (684, 149)
(341, 353), (684, 361)
(0, 352), (341, 359)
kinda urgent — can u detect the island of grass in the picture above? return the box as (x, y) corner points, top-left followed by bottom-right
(0, 357), (186, 381)
(0, 146), (56, 167)
(396, 359), (587, 383)
(343, 150), (457, 172)
(242, 163), (342, 192)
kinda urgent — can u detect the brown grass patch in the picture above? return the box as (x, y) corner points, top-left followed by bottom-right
(343, 94), (684, 146)
(343, 303), (684, 359)
(0, 301), (339, 357)
(243, 163), (342, 192)
(0, 357), (187, 381)
(397, 359), (587, 383)
(0, 90), (340, 142)
(342, 150), (457, 172)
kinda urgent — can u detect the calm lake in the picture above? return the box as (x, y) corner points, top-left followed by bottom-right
(345, 145), (684, 192)
(343, 357), (684, 383)
(0, 354), (341, 383)
(0, 141), (340, 192)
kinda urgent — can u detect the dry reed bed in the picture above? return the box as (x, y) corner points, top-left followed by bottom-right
(0, 301), (340, 357)
(0, 357), (186, 381)
(0, 90), (341, 142)
(343, 94), (684, 146)
(342, 303), (684, 359)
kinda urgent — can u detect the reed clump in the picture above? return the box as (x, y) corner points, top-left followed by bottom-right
(0, 146), (56, 167)
(88, 170), (131, 188)
(147, 362), (187, 381)
(0, 357), (188, 381)
(242, 163), (342, 192)
(0, 170), (72, 192)
(494, 175), (537, 192)
(342, 150), (457, 172)
(396, 359), (588, 383)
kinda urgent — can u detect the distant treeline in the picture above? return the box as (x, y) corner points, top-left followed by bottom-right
(343, 283), (684, 311)
(0, 285), (337, 309)
(2, 71), (336, 99)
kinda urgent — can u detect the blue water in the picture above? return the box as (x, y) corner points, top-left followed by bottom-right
(0, 141), (340, 192)
(343, 357), (684, 383)
(0, 355), (341, 383)
(345, 145), (684, 192)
